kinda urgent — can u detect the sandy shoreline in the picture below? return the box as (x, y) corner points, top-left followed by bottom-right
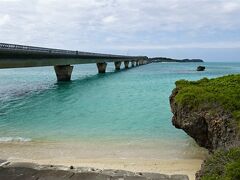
(0, 141), (207, 180)
(1, 157), (203, 180)
(0, 160), (190, 180)
(1, 158), (203, 180)
(34, 158), (202, 180)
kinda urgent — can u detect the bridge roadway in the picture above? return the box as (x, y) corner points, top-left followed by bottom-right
(0, 43), (149, 81)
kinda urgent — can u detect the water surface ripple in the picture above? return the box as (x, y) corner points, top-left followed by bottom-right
(0, 62), (239, 159)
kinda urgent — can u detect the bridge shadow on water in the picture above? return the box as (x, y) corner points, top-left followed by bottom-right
(0, 66), (141, 110)
(35, 67), (142, 105)
(54, 67), (135, 90)
(32, 67), (139, 101)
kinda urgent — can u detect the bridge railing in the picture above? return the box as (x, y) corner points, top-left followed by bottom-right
(0, 43), (77, 55)
(0, 43), (148, 60)
(0, 43), (127, 58)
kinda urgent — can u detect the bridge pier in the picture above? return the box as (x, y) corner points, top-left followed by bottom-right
(131, 61), (135, 67)
(124, 61), (129, 69)
(54, 65), (73, 81)
(97, 62), (107, 73)
(136, 61), (139, 66)
(114, 61), (122, 70)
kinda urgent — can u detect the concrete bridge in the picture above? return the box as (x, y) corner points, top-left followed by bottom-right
(0, 43), (149, 81)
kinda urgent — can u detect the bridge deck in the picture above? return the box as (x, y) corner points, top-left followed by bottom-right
(0, 43), (147, 68)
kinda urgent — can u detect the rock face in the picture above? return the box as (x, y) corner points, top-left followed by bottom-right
(170, 88), (239, 151)
(196, 66), (205, 71)
(170, 75), (240, 179)
(0, 161), (189, 180)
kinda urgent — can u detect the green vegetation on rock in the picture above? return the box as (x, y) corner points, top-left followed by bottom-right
(174, 74), (240, 125)
(171, 74), (240, 179)
(201, 147), (240, 180)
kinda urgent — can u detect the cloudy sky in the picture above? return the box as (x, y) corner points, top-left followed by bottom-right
(0, 0), (240, 61)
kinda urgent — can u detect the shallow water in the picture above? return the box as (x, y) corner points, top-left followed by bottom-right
(0, 62), (239, 160)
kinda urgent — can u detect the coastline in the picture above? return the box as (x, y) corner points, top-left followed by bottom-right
(0, 160), (191, 180)
(3, 63), (239, 179)
(0, 158), (202, 180)
(0, 141), (207, 180)
(170, 74), (240, 179)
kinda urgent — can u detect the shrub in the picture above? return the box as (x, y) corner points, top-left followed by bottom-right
(201, 147), (240, 180)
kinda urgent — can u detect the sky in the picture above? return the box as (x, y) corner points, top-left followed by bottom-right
(0, 0), (240, 62)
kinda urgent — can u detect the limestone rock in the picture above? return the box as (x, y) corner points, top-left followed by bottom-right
(0, 162), (189, 180)
(196, 66), (205, 71)
(170, 88), (239, 151)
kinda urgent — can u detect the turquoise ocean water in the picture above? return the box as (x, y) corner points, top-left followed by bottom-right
(0, 62), (239, 149)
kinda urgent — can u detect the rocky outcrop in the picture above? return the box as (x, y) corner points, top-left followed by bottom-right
(170, 88), (239, 151)
(196, 66), (205, 71)
(170, 75), (240, 179)
(0, 160), (189, 180)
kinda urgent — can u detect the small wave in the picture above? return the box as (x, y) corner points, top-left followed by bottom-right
(0, 137), (32, 142)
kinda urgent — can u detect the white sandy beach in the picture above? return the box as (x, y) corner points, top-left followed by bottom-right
(0, 141), (207, 180)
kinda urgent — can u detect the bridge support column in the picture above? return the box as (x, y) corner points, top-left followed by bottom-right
(97, 62), (107, 73)
(131, 61), (135, 67)
(54, 65), (73, 81)
(114, 61), (122, 70)
(124, 61), (129, 69)
(136, 61), (139, 66)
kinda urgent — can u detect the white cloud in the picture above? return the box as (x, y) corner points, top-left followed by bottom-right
(108, 41), (240, 50)
(102, 15), (118, 24)
(0, 0), (239, 54)
(221, 2), (240, 13)
(0, 0), (20, 1)
(0, 14), (10, 26)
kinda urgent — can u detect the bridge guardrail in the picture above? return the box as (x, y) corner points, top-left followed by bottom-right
(0, 43), (77, 55)
(0, 43), (148, 60)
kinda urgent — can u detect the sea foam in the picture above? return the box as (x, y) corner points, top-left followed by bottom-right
(0, 137), (31, 142)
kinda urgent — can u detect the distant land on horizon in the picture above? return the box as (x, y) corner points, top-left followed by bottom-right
(150, 57), (204, 63)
